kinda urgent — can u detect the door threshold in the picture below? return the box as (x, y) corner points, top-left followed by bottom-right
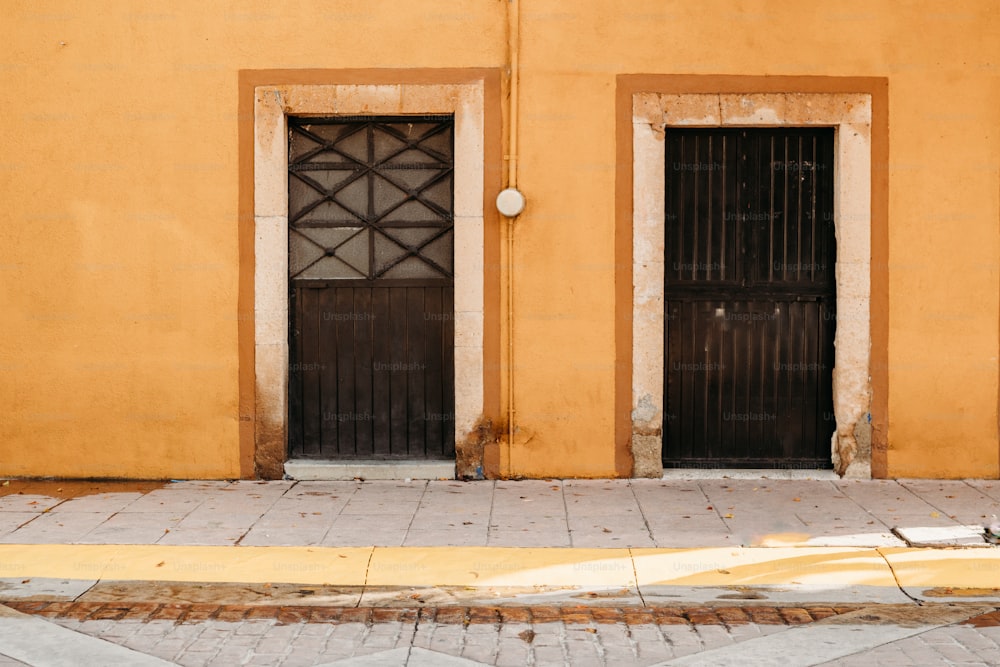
(284, 459), (455, 481)
(661, 468), (839, 481)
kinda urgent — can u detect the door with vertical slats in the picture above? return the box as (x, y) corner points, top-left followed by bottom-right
(663, 128), (836, 468)
(287, 116), (455, 460)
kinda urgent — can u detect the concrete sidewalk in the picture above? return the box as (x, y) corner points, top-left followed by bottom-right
(0, 476), (999, 607)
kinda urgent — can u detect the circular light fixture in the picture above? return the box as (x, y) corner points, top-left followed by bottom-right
(496, 188), (526, 217)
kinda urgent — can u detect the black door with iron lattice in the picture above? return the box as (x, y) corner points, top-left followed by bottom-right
(663, 128), (836, 468)
(287, 116), (455, 460)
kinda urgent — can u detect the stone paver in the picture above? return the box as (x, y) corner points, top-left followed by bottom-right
(12, 603), (999, 666)
(823, 624), (1000, 666)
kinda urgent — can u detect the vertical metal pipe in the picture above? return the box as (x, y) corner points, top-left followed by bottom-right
(504, 0), (521, 475)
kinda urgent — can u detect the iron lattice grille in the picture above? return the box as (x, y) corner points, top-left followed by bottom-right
(288, 116), (455, 283)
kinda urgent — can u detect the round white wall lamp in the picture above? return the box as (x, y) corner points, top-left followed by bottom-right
(496, 188), (526, 217)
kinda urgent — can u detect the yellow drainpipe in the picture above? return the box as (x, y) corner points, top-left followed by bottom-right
(504, 0), (520, 477)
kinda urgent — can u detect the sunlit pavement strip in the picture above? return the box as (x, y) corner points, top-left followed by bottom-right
(0, 544), (999, 603)
(0, 604), (173, 666)
(652, 605), (990, 666)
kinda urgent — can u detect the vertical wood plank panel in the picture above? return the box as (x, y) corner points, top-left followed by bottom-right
(423, 287), (444, 452)
(353, 288), (374, 456)
(316, 288), (338, 457)
(664, 128), (835, 468)
(335, 288), (356, 455)
(288, 288), (304, 457)
(388, 287), (408, 456)
(406, 287), (427, 456)
(371, 287), (392, 456)
(442, 289), (456, 456)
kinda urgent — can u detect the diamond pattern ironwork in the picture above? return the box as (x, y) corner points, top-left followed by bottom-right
(287, 116), (454, 282)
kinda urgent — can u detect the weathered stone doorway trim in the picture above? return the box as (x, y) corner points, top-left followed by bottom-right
(252, 82), (485, 477)
(630, 92), (874, 478)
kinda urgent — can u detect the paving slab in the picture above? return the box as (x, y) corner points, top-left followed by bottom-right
(323, 514), (413, 547)
(647, 530), (738, 548)
(654, 605), (991, 666)
(894, 524), (990, 547)
(75, 511), (180, 545)
(0, 515), (36, 541)
(487, 531), (571, 548)
(402, 529), (489, 547)
(835, 480), (943, 518)
(0, 604), (174, 666)
(119, 487), (214, 513)
(409, 512), (490, 530)
(156, 511), (267, 546)
(320, 646), (488, 666)
(238, 509), (338, 546)
(0, 495), (64, 513)
(0, 512), (112, 544)
(46, 492), (144, 514)
(0, 577), (96, 602)
(898, 479), (1000, 524)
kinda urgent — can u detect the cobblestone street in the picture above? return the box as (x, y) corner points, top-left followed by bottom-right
(5, 602), (1000, 666)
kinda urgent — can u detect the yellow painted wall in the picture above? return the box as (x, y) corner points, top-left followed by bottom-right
(1, 0), (998, 478)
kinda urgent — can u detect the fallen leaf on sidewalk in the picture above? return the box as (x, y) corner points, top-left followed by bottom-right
(930, 512), (940, 518)
(724, 513), (734, 519)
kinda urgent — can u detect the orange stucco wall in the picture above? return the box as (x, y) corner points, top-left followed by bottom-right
(1, 0), (998, 478)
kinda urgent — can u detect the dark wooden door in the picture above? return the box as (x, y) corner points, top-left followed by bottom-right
(663, 128), (836, 468)
(287, 116), (455, 460)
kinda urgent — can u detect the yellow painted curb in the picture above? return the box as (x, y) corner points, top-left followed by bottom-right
(0, 544), (997, 591)
(0, 545), (372, 586)
(879, 547), (1000, 589)
(631, 547), (899, 587)
(367, 547), (634, 587)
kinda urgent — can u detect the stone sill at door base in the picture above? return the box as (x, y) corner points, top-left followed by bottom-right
(661, 468), (840, 481)
(284, 460), (456, 481)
